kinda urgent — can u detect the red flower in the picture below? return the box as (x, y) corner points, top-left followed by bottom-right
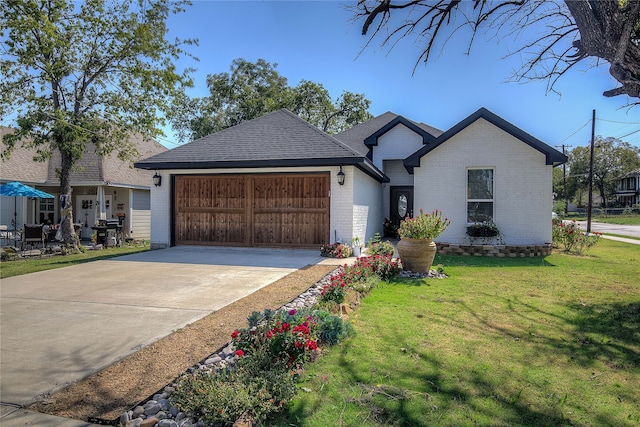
(281, 322), (290, 331)
(306, 340), (318, 350)
(266, 330), (274, 339)
(231, 330), (240, 339)
(289, 309), (297, 316)
(235, 349), (245, 357)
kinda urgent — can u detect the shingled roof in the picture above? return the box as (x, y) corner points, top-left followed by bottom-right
(135, 109), (389, 182)
(404, 108), (567, 173)
(335, 112), (442, 156)
(0, 126), (166, 188)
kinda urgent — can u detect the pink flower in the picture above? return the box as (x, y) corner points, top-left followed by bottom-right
(289, 309), (297, 316)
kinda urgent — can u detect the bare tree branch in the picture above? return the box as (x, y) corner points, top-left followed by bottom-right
(353, 0), (640, 101)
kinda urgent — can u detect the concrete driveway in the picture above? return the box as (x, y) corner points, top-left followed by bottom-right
(0, 246), (324, 423)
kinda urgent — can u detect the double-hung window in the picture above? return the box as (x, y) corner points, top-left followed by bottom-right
(467, 168), (494, 223)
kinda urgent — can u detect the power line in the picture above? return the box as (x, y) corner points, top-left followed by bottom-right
(618, 128), (640, 139)
(557, 119), (591, 145)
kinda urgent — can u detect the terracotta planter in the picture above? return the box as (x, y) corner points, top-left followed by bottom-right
(397, 237), (437, 273)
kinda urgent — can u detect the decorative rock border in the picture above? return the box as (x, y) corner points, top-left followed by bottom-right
(101, 265), (446, 427)
(437, 242), (552, 257)
(108, 271), (336, 427)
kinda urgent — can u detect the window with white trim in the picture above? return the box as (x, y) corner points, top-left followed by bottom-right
(467, 168), (494, 223)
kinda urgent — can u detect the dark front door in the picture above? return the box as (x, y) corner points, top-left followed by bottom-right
(388, 186), (413, 237)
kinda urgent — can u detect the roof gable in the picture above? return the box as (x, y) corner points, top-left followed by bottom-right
(364, 115), (438, 147)
(404, 108), (568, 173)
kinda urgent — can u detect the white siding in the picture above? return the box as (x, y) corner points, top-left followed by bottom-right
(371, 124), (424, 169)
(412, 118), (553, 245)
(131, 189), (151, 241)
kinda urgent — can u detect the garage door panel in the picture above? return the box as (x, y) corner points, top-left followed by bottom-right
(175, 174), (328, 247)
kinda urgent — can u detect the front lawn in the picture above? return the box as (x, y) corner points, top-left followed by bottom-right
(273, 240), (640, 426)
(0, 243), (150, 279)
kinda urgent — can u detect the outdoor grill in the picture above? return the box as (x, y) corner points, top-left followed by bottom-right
(92, 219), (123, 247)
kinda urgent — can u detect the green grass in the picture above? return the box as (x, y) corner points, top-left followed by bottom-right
(272, 240), (640, 426)
(0, 243), (150, 279)
(565, 212), (640, 225)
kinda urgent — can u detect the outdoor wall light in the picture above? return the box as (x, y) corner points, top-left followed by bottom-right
(152, 171), (162, 187)
(337, 166), (345, 186)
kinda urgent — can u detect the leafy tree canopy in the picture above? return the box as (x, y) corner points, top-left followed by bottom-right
(0, 0), (195, 244)
(567, 137), (640, 207)
(170, 58), (373, 141)
(353, 0), (640, 101)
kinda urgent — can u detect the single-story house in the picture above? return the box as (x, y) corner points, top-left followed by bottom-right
(0, 126), (166, 241)
(135, 107), (567, 251)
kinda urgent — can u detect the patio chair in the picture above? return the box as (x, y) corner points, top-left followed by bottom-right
(21, 224), (45, 252)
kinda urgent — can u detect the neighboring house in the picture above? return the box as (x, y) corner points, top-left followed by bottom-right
(135, 108), (567, 250)
(0, 126), (166, 241)
(615, 169), (640, 207)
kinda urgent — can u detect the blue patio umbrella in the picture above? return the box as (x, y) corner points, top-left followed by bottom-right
(0, 181), (55, 230)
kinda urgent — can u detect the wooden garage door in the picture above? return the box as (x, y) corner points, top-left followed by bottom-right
(175, 174), (329, 247)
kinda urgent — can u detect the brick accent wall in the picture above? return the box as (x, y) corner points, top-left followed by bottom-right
(437, 242), (552, 257)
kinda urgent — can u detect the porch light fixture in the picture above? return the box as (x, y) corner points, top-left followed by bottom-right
(152, 171), (162, 187)
(337, 166), (345, 186)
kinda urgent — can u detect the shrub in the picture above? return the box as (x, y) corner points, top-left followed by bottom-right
(398, 209), (450, 240)
(320, 242), (352, 258)
(232, 308), (320, 368)
(466, 220), (503, 245)
(552, 219), (602, 254)
(171, 356), (297, 425)
(366, 233), (395, 256)
(320, 280), (346, 304)
(315, 310), (355, 345)
(324, 255), (402, 303)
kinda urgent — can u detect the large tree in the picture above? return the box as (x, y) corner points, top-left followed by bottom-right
(353, 0), (640, 100)
(171, 58), (373, 141)
(0, 0), (194, 246)
(567, 137), (640, 207)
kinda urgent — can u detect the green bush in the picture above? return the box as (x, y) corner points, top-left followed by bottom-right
(366, 233), (395, 256)
(320, 242), (352, 258)
(552, 219), (602, 254)
(171, 356), (297, 425)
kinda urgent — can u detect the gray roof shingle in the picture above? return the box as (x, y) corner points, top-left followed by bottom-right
(1, 126), (166, 188)
(135, 109), (388, 181)
(335, 112), (443, 155)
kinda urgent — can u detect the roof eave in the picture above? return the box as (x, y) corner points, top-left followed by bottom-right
(135, 157), (389, 183)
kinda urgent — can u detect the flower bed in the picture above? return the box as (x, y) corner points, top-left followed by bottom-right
(115, 255), (405, 427)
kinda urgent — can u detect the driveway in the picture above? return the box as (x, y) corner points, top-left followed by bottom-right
(0, 246), (324, 414)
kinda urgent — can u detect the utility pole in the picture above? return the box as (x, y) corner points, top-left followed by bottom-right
(587, 109), (595, 233)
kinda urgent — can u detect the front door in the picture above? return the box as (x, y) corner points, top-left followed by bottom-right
(389, 186), (413, 237)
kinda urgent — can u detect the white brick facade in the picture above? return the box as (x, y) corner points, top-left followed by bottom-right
(412, 118), (553, 245)
(149, 166), (380, 249)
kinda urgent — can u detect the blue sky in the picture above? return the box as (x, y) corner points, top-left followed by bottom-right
(164, 0), (639, 150)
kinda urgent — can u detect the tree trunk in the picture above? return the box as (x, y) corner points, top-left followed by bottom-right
(59, 148), (78, 248)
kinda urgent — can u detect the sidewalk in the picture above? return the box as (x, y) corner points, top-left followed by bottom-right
(600, 234), (640, 245)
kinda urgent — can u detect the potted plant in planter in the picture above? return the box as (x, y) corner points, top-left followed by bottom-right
(351, 236), (363, 257)
(466, 220), (502, 245)
(397, 209), (450, 273)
